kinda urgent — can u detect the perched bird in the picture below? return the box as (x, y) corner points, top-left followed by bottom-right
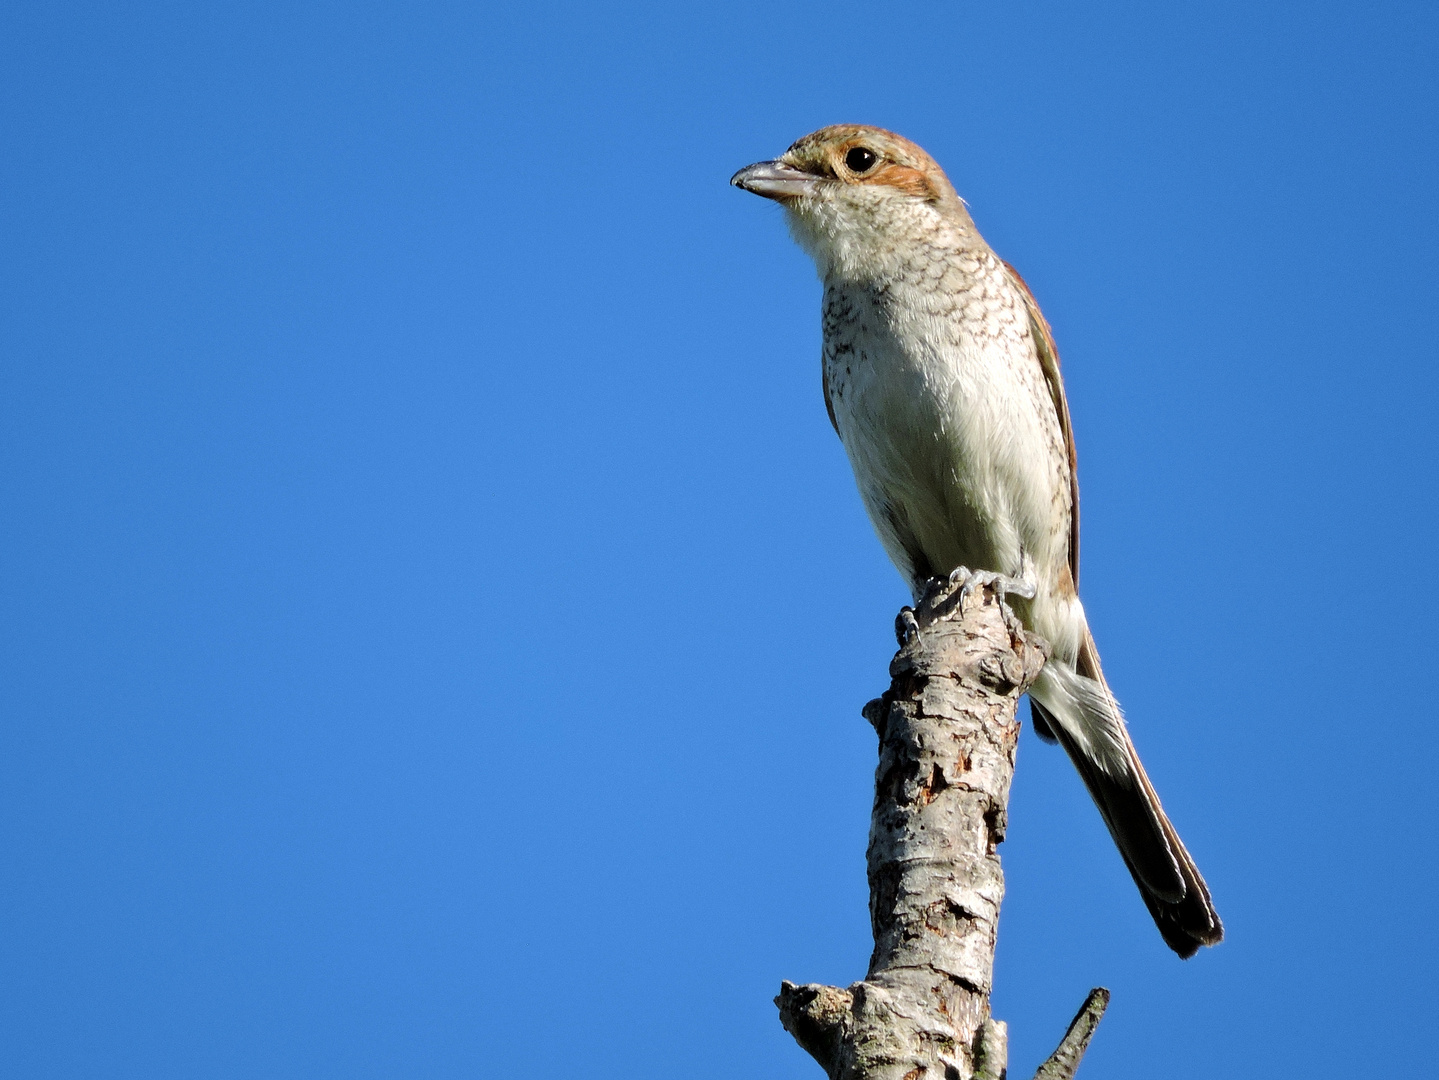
(732, 125), (1222, 958)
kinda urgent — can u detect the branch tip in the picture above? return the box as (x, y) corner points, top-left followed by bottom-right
(1032, 987), (1109, 1080)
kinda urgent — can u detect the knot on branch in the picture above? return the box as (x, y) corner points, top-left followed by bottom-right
(775, 981), (853, 1077)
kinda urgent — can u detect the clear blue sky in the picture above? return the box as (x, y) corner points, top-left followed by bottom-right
(2, 2), (1436, 1077)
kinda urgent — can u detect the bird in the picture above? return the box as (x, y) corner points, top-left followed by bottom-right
(731, 125), (1222, 958)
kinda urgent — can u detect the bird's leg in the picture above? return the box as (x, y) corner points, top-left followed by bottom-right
(902, 556), (1037, 645)
(910, 555), (1037, 638)
(951, 553), (1037, 613)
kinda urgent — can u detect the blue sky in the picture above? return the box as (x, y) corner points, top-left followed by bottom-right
(1, 2), (1436, 1077)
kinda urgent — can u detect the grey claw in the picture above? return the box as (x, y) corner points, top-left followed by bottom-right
(957, 569), (997, 617)
(896, 608), (922, 646)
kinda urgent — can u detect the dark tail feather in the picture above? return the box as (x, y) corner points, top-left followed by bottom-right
(1028, 696), (1059, 743)
(1031, 696), (1224, 959)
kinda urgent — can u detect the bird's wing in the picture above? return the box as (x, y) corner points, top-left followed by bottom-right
(821, 366), (839, 435)
(1001, 260), (1080, 589)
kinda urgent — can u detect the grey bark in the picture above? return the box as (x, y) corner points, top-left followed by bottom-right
(776, 578), (1107, 1080)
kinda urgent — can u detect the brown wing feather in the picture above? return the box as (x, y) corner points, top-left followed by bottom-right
(821, 364), (839, 435)
(1001, 260), (1080, 589)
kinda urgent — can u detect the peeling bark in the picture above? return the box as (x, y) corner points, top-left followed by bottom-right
(776, 579), (1107, 1079)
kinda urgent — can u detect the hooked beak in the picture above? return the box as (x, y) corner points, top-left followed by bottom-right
(730, 160), (819, 201)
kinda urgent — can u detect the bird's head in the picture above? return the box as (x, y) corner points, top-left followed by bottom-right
(731, 125), (969, 279)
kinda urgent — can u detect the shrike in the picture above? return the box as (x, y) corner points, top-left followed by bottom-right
(733, 125), (1221, 957)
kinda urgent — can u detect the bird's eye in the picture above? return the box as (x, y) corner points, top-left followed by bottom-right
(845, 146), (878, 174)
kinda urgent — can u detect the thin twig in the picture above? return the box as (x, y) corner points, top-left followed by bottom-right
(1032, 988), (1110, 1080)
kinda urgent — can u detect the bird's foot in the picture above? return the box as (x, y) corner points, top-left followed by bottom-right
(897, 557), (1036, 646)
(946, 564), (1035, 613)
(941, 554), (1037, 618)
(895, 606), (923, 647)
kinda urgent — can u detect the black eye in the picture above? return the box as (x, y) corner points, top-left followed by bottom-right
(845, 146), (878, 173)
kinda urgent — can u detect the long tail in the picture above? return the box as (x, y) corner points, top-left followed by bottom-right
(1029, 631), (1223, 958)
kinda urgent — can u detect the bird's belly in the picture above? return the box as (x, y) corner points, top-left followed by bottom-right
(830, 357), (1000, 580)
(825, 321), (1068, 604)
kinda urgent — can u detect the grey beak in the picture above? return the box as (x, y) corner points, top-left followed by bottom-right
(730, 160), (819, 201)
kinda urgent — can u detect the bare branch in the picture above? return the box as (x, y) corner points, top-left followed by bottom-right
(775, 578), (1110, 1078)
(1032, 988), (1109, 1080)
(774, 579), (1034, 1078)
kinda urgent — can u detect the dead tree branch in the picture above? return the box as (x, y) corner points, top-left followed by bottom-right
(776, 578), (1107, 1079)
(1032, 989), (1109, 1080)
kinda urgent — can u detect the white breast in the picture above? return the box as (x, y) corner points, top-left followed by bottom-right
(821, 250), (1075, 650)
